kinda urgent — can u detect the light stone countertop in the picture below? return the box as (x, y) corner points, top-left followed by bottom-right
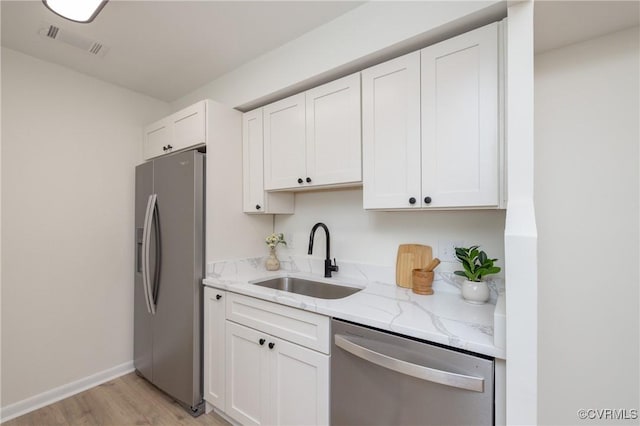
(203, 255), (506, 359)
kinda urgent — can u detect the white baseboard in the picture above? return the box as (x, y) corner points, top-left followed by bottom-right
(0, 361), (134, 423)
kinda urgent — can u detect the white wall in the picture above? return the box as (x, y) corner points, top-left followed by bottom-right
(276, 189), (506, 273)
(205, 102), (273, 261)
(170, 1), (509, 273)
(172, 0), (504, 110)
(504, 2), (538, 424)
(535, 26), (639, 424)
(1, 47), (169, 407)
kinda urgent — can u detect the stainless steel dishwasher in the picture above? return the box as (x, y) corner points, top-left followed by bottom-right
(331, 319), (494, 425)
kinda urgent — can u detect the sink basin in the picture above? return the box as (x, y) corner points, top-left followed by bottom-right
(251, 276), (362, 300)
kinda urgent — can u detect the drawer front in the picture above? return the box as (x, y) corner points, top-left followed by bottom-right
(226, 292), (330, 354)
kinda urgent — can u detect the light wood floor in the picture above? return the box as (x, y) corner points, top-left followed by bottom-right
(3, 373), (230, 426)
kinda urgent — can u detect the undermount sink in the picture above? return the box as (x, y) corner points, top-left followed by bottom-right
(251, 276), (362, 300)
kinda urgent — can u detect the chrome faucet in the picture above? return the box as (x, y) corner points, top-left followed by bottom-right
(308, 222), (339, 278)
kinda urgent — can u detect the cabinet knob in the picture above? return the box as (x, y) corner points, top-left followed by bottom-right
(167, 144), (173, 150)
(306, 177), (312, 183)
(259, 338), (266, 346)
(268, 342), (275, 349)
(162, 146), (167, 151)
(255, 204), (261, 210)
(297, 178), (303, 184)
(215, 294), (222, 300)
(424, 196), (432, 204)
(409, 197), (416, 205)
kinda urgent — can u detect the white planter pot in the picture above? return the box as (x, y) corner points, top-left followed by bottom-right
(461, 280), (490, 304)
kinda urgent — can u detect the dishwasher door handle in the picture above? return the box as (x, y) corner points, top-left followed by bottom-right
(334, 334), (485, 392)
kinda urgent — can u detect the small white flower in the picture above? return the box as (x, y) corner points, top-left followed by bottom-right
(265, 232), (287, 249)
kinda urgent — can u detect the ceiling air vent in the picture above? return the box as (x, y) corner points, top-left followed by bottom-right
(38, 23), (109, 58)
(46, 25), (59, 39)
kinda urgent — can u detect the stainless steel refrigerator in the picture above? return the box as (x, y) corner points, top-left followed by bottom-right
(134, 149), (205, 416)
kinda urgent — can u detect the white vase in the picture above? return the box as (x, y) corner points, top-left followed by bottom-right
(461, 280), (490, 304)
(265, 247), (280, 271)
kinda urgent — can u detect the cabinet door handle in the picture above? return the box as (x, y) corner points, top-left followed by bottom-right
(167, 144), (173, 150)
(259, 338), (266, 346)
(424, 196), (432, 204)
(216, 294), (222, 300)
(306, 177), (312, 183)
(409, 197), (416, 205)
(268, 342), (275, 349)
(297, 178), (303, 184)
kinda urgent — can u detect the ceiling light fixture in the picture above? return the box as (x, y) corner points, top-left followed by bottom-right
(42, 0), (108, 23)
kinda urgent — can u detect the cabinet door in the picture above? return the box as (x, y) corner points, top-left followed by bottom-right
(225, 322), (270, 426)
(242, 109), (294, 214)
(362, 52), (422, 209)
(268, 337), (329, 426)
(203, 288), (226, 410)
(421, 23), (499, 208)
(243, 109), (266, 212)
(305, 73), (362, 187)
(171, 100), (207, 153)
(143, 118), (171, 160)
(263, 93), (306, 190)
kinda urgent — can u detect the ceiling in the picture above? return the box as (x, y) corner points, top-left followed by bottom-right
(1, 1), (363, 102)
(2, 1), (639, 103)
(534, 1), (640, 53)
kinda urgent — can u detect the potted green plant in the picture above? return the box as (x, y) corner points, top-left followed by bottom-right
(454, 245), (501, 304)
(265, 233), (287, 271)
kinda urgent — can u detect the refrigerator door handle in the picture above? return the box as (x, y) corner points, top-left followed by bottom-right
(151, 198), (161, 309)
(142, 193), (157, 315)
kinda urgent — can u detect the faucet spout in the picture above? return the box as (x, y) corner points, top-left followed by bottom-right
(308, 222), (339, 278)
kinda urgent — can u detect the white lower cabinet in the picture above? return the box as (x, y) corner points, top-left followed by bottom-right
(225, 321), (329, 426)
(204, 290), (330, 425)
(225, 321), (270, 425)
(225, 321), (329, 425)
(203, 287), (226, 410)
(270, 336), (329, 426)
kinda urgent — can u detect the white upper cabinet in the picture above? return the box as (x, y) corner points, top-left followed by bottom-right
(305, 73), (362, 187)
(143, 100), (207, 160)
(421, 22), (499, 208)
(263, 73), (362, 191)
(363, 22), (503, 210)
(242, 109), (294, 214)
(362, 52), (422, 209)
(172, 101), (206, 150)
(143, 118), (171, 161)
(263, 93), (307, 190)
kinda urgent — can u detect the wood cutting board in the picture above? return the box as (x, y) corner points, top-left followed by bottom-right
(396, 244), (433, 288)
